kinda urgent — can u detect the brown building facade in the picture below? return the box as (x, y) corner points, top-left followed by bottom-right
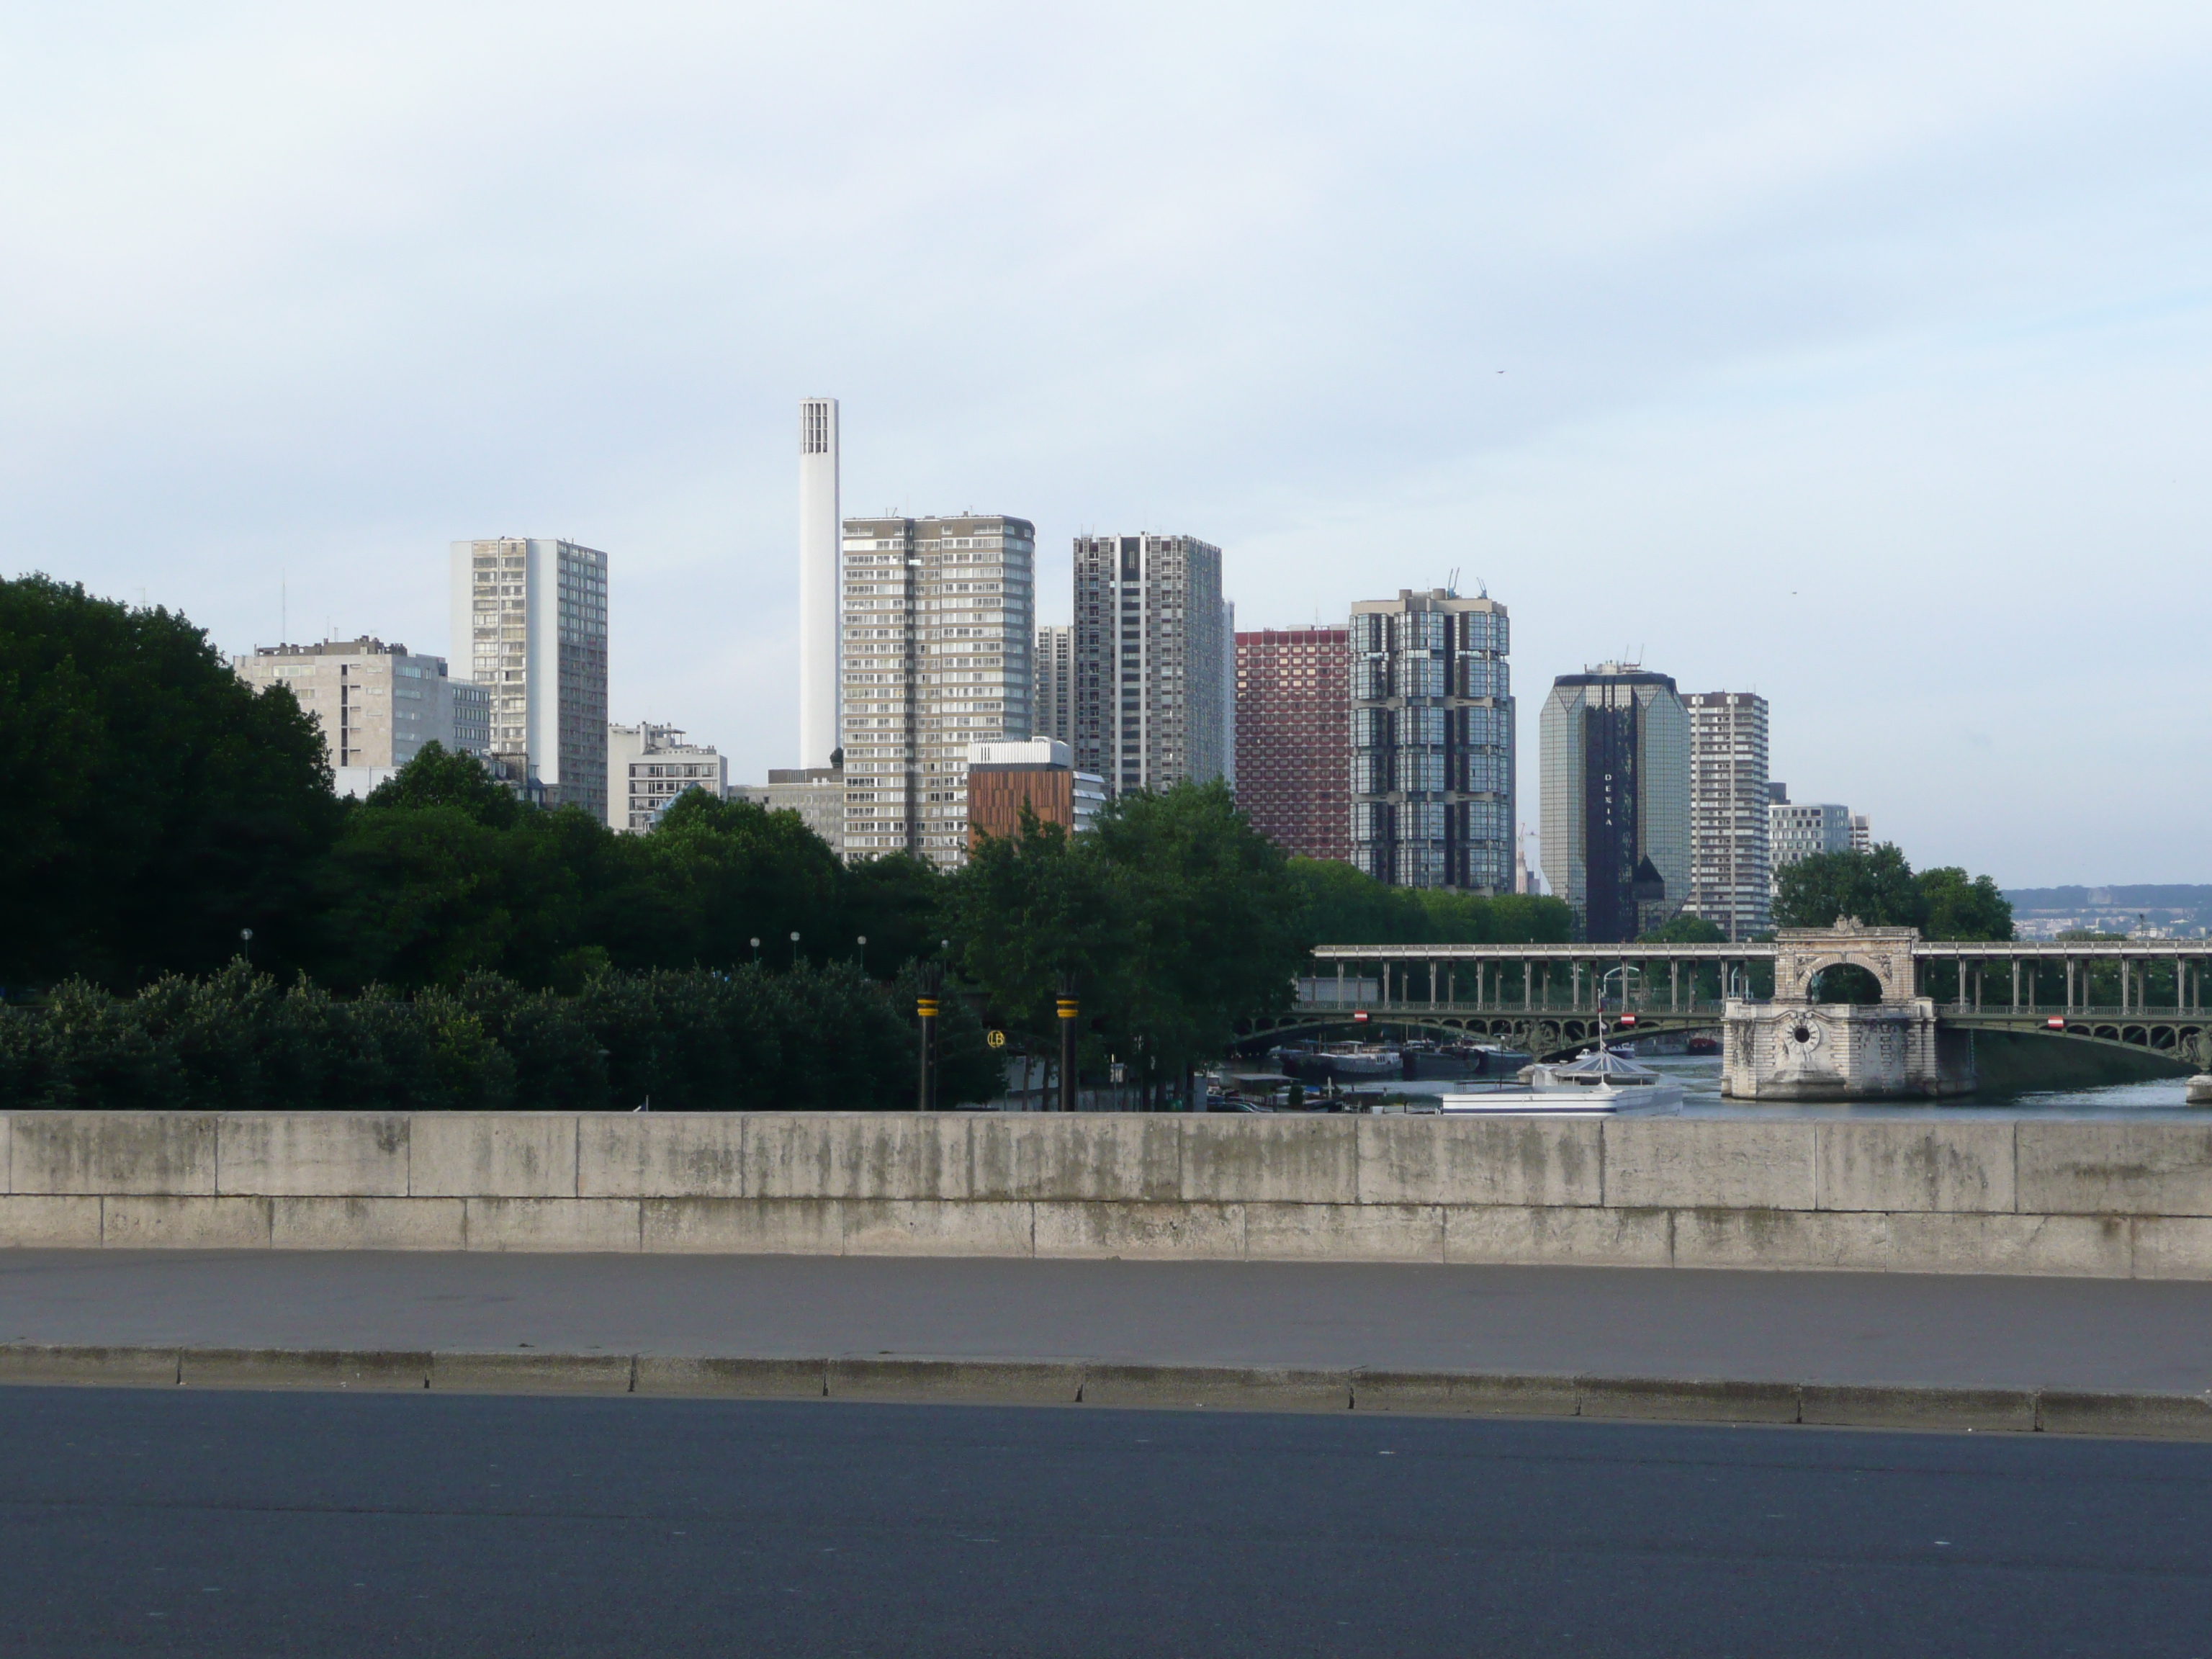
(964, 738), (1106, 849)
(1233, 626), (1350, 864)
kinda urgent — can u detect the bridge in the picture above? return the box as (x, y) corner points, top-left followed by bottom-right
(1251, 927), (2212, 1078)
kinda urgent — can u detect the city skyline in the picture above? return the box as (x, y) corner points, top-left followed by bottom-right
(10, 4), (2208, 886)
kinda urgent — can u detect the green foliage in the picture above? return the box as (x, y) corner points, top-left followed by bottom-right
(0, 959), (994, 1112)
(362, 741), (520, 827)
(948, 783), (1314, 1093)
(1810, 963), (1885, 1004)
(0, 575), (341, 989)
(1772, 845), (2014, 942)
(1637, 914), (1727, 945)
(1290, 858), (1574, 945)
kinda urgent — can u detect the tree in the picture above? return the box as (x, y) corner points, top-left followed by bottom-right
(362, 741), (521, 827)
(1638, 914), (1727, 945)
(0, 575), (341, 989)
(1916, 866), (2013, 942)
(1772, 844), (2014, 945)
(1772, 844), (1923, 930)
(948, 783), (1312, 1104)
(1289, 857), (1573, 944)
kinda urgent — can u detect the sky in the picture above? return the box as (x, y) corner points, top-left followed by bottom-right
(4, 0), (2208, 887)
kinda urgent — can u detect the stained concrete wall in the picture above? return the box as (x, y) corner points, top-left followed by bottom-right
(3, 1112), (2211, 1278)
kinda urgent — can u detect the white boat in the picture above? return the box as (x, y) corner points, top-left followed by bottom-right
(1432, 1043), (1685, 1115)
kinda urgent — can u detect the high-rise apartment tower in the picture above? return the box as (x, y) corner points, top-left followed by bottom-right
(798, 398), (841, 768)
(1539, 664), (1689, 943)
(1034, 624), (1072, 746)
(1072, 534), (1226, 796)
(1349, 590), (1515, 891)
(449, 538), (609, 820)
(1685, 691), (1771, 940)
(840, 513), (1035, 867)
(1233, 625), (1351, 863)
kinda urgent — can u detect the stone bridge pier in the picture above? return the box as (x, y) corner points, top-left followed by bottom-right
(1722, 920), (1977, 1100)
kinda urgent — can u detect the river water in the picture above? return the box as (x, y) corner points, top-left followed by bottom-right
(1390, 1054), (2202, 1120)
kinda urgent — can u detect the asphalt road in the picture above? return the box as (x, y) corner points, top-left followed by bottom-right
(4, 1387), (2208, 1658)
(7, 1251), (2212, 1391)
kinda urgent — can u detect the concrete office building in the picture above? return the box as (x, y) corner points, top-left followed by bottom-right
(1071, 533), (1226, 796)
(1349, 590), (1515, 891)
(798, 398), (841, 770)
(1233, 625), (1351, 864)
(1850, 813), (1873, 854)
(731, 767), (847, 855)
(1034, 624), (1072, 747)
(1539, 664), (1689, 943)
(608, 723), (727, 834)
(840, 513), (1035, 868)
(1685, 691), (1771, 940)
(963, 738), (1105, 848)
(1769, 787), (1856, 886)
(450, 537), (610, 821)
(234, 637), (480, 799)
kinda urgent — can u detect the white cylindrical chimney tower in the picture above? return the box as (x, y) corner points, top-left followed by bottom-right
(798, 398), (841, 768)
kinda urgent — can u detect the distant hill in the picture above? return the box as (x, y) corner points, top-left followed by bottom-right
(2005, 885), (2212, 910)
(2003, 885), (2212, 940)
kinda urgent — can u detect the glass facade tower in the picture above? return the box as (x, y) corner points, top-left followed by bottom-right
(1539, 664), (1689, 943)
(1348, 588), (1514, 891)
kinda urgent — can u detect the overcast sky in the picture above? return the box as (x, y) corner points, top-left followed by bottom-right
(5, 1), (2208, 886)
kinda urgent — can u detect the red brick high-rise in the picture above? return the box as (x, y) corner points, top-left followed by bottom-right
(1233, 626), (1349, 864)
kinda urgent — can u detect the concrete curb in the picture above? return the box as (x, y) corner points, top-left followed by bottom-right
(4, 1344), (2209, 1439)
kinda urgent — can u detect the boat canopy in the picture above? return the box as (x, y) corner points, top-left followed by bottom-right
(1551, 1048), (1662, 1082)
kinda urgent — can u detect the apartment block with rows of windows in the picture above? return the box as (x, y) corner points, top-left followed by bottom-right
(840, 514), (1034, 868)
(1349, 590), (1515, 891)
(1685, 691), (1771, 940)
(1071, 534), (1227, 798)
(449, 538), (609, 821)
(233, 636), (483, 799)
(1233, 625), (1350, 863)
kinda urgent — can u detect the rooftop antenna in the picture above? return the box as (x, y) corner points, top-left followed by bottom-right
(280, 571), (286, 645)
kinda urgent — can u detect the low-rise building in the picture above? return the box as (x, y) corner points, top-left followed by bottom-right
(729, 765), (847, 855)
(608, 722), (727, 833)
(964, 739), (1105, 848)
(1768, 786), (1855, 886)
(233, 637), (482, 797)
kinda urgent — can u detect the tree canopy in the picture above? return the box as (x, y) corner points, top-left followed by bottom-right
(948, 781), (1310, 1097)
(0, 575), (341, 989)
(1773, 845), (2013, 941)
(1289, 857), (1574, 945)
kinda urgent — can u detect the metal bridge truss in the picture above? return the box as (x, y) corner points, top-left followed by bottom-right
(1248, 942), (2212, 1067)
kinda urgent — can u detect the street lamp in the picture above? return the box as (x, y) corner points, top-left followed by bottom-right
(750, 937), (761, 967)
(789, 930), (801, 968)
(855, 934), (867, 967)
(239, 927), (253, 965)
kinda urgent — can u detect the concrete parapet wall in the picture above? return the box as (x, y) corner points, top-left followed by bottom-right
(6, 1111), (2212, 1278)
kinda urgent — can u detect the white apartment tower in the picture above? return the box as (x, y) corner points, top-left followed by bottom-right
(449, 538), (610, 820)
(1684, 691), (1771, 940)
(840, 513), (1036, 868)
(1071, 534), (1227, 796)
(1034, 624), (1073, 746)
(798, 398), (841, 769)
